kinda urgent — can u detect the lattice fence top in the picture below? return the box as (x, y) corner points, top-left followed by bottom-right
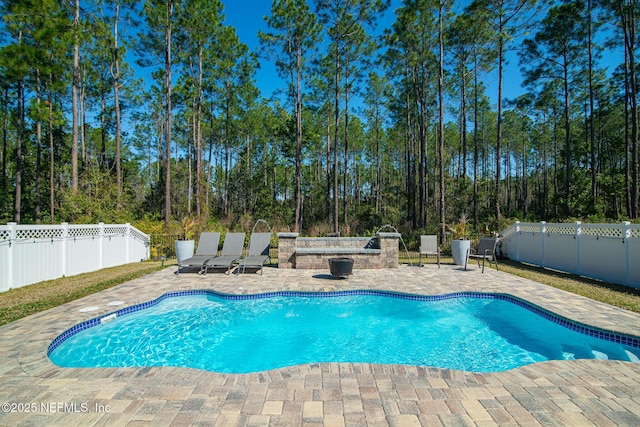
(500, 224), (517, 239)
(67, 226), (102, 238)
(517, 223), (542, 234)
(545, 224), (576, 235)
(0, 223), (150, 245)
(16, 228), (65, 240)
(104, 226), (128, 235)
(129, 227), (149, 243)
(580, 224), (623, 238)
(511, 222), (639, 240)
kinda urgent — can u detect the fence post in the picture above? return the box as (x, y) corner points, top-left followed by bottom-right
(514, 221), (521, 261)
(61, 223), (68, 277)
(540, 221), (546, 267)
(5, 222), (16, 291)
(125, 223), (131, 262)
(623, 221), (631, 286)
(575, 221), (582, 276)
(98, 222), (104, 270)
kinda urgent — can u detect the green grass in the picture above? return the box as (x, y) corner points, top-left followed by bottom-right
(498, 259), (640, 313)
(412, 255), (640, 313)
(0, 261), (165, 326)
(0, 257), (638, 327)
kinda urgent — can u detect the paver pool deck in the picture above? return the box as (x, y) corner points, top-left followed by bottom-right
(1, 263), (640, 426)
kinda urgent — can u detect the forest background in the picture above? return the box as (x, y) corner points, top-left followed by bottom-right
(0, 0), (638, 250)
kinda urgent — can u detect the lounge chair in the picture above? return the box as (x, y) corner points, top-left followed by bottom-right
(235, 232), (271, 275)
(467, 236), (500, 273)
(201, 232), (246, 275)
(175, 232), (220, 274)
(418, 235), (440, 268)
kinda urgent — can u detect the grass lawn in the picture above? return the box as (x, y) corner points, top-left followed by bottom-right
(0, 261), (165, 326)
(0, 257), (639, 326)
(409, 256), (640, 314)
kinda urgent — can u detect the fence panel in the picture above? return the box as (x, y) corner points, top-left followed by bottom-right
(543, 224), (578, 273)
(579, 235), (627, 284)
(66, 225), (103, 276)
(103, 225), (130, 268)
(501, 221), (639, 289)
(11, 225), (66, 288)
(513, 223), (544, 266)
(0, 223), (150, 292)
(629, 229), (640, 288)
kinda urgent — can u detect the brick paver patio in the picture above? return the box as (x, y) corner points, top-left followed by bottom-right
(1, 263), (639, 426)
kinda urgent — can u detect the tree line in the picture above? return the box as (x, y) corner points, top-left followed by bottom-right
(0, 0), (638, 241)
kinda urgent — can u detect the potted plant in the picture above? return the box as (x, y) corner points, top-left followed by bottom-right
(175, 217), (195, 262)
(448, 214), (470, 267)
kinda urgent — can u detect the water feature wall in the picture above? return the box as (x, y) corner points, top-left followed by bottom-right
(277, 232), (400, 269)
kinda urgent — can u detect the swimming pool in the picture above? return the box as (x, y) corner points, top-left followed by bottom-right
(48, 290), (640, 373)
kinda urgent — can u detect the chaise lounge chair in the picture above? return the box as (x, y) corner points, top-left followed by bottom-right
(467, 236), (500, 273)
(418, 235), (440, 268)
(235, 232), (271, 275)
(175, 232), (220, 274)
(201, 232), (246, 275)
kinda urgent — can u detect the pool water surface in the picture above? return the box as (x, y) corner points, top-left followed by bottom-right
(48, 291), (640, 373)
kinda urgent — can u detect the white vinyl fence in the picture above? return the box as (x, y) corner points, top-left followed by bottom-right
(500, 221), (640, 289)
(0, 222), (150, 292)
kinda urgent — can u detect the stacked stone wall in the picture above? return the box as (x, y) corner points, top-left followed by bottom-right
(277, 233), (400, 269)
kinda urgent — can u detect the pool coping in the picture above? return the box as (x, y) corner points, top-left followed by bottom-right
(2, 264), (640, 426)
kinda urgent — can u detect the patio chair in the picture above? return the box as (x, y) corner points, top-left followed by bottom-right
(467, 236), (500, 273)
(235, 232), (271, 275)
(201, 232), (246, 275)
(175, 232), (220, 274)
(418, 235), (440, 268)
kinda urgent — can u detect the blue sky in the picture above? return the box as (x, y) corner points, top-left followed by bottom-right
(126, 0), (621, 122)
(221, 0), (523, 106)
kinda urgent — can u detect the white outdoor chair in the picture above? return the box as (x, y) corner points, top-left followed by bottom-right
(419, 235), (440, 268)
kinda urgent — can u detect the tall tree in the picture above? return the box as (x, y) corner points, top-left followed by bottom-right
(472, 0), (542, 221)
(260, 0), (321, 232)
(453, 2), (494, 229)
(437, 0), (448, 243)
(176, 0), (223, 217)
(140, 0), (177, 226)
(599, 0), (639, 218)
(71, 0), (80, 194)
(385, 0), (437, 228)
(316, 0), (390, 233)
(520, 1), (586, 216)
(362, 71), (391, 215)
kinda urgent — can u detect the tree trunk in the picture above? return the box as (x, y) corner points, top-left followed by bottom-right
(438, 4), (446, 243)
(164, 0), (173, 227)
(587, 0), (597, 207)
(195, 42), (204, 217)
(342, 55), (350, 229)
(294, 45), (303, 232)
(35, 70), (42, 223)
(14, 78), (23, 223)
(71, 0), (80, 194)
(563, 52), (572, 216)
(112, 1), (122, 209)
(332, 41), (340, 234)
(626, 4), (639, 218)
(495, 18), (504, 221)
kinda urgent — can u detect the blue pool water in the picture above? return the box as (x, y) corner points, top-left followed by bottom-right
(48, 291), (640, 373)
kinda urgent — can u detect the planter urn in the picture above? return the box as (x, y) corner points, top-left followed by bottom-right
(451, 240), (470, 267)
(175, 240), (195, 263)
